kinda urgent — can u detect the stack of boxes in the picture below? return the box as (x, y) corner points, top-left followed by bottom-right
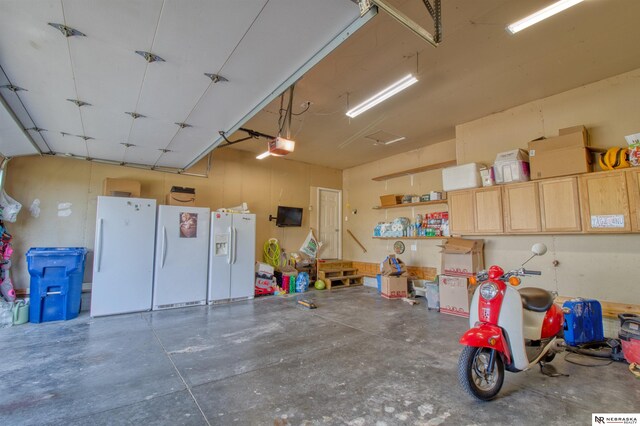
(379, 255), (409, 299)
(438, 238), (484, 317)
(529, 126), (590, 179)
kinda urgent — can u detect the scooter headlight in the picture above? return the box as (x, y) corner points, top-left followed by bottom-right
(480, 282), (499, 301)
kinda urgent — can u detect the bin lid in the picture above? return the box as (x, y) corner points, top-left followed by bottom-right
(26, 247), (87, 256)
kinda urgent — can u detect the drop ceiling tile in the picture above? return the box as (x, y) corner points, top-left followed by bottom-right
(47, 131), (88, 157)
(128, 117), (177, 149)
(154, 149), (200, 170)
(81, 107), (132, 145)
(182, 0), (360, 166)
(19, 91), (84, 136)
(69, 37), (148, 114)
(135, 63), (210, 124)
(0, 1), (70, 93)
(62, 0), (163, 52)
(135, 0), (269, 122)
(86, 140), (125, 162)
(122, 145), (162, 166)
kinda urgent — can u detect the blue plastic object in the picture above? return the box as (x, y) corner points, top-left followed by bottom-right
(26, 247), (87, 323)
(562, 298), (604, 346)
(376, 274), (382, 293)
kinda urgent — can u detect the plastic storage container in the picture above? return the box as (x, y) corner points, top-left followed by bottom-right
(26, 247), (87, 323)
(618, 314), (640, 364)
(562, 298), (604, 346)
(442, 163), (481, 192)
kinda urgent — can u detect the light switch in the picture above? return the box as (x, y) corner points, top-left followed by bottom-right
(411, 244), (417, 251)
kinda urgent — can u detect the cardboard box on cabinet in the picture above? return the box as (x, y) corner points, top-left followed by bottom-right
(529, 127), (591, 179)
(493, 149), (530, 184)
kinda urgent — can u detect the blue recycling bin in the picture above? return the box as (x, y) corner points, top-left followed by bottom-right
(26, 247), (87, 323)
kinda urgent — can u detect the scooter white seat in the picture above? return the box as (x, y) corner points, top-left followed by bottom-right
(518, 287), (553, 312)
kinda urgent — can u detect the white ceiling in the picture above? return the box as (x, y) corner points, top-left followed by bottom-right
(0, 0), (367, 169)
(4, 0), (640, 172)
(230, 0), (640, 169)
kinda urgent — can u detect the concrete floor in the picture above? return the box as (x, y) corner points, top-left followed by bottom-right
(0, 287), (638, 425)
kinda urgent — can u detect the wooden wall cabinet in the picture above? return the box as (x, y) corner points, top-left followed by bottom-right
(474, 187), (504, 233)
(627, 168), (640, 232)
(538, 177), (582, 232)
(502, 182), (541, 233)
(579, 171), (631, 233)
(446, 170), (640, 236)
(448, 190), (476, 235)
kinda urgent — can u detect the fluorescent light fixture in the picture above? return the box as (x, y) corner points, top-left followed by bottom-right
(377, 136), (406, 146)
(507, 0), (584, 34)
(256, 151), (270, 160)
(346, 74), (418, 118)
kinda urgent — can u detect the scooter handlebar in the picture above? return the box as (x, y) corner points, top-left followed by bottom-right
(523, 269), (541, 275)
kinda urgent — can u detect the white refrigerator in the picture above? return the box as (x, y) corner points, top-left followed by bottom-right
(208, 212), (256, 304)
(152, 205), (210, 310)
(91, 196), (157, 317)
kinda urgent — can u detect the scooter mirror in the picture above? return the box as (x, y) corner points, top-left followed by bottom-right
(531, 243), (547, 256)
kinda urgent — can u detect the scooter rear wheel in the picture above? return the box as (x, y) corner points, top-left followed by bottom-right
(458, 346), (504, 401)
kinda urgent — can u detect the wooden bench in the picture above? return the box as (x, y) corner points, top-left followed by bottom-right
(317, 260), (364, 290)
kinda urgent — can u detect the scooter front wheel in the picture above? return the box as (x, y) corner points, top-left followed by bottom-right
(458, 346), (504, 401)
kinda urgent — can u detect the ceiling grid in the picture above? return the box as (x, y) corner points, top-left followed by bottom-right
(0, 0), (371, 169)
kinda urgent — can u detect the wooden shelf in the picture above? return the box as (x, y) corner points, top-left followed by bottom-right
(373, 200), (448, 210)
(372, 236), (448, 240)
(372, 160), (457, 181)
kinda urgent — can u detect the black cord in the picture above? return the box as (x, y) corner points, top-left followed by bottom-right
(564, 352), (613, 367)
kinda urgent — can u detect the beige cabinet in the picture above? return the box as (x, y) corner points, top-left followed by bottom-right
(448, 190), (475, 235)
(627, 168), (640, 232)
(579, 171), (631, 233)
(503, 182), (541, 233)
(474, 187), (504, 233)
(539, 177), (582, 232)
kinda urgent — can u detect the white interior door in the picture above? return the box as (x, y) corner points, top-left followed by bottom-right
(318, 188), (341, 259)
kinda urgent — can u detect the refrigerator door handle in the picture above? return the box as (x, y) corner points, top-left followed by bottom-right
(161, 226), (167, 268)
(96, 218), (104, 272)
(227, 226), (233, 265)
(232, 226), (237, 265)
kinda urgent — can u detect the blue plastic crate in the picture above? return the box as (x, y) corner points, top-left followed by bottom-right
(563, 298), (604, 346)
(26, 247), (87, 323)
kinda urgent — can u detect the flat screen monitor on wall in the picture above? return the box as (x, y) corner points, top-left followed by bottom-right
(276, 206), (303, 227)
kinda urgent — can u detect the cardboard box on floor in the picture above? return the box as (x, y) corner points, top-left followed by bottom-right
(381, 275), (408, 299)
(439, 275), (476, 317)
(103, 178), (141, 197)
(529, 126), (591, 180)
(440, 238), (484, 277)
(380, 254), (408, 276)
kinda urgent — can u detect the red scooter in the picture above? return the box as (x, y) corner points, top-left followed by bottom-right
(458, 243), (564, 400)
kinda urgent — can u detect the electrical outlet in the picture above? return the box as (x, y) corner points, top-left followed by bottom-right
(411, 244), (417, 251)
